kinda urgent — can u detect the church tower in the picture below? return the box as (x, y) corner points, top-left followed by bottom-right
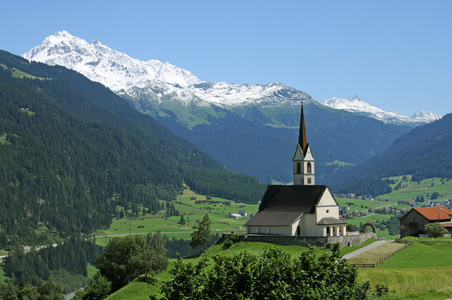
(293, 103), (315, 185)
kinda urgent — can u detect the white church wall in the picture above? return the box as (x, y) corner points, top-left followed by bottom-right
(300, 214), (323, 235)
(247, 225), (294, 235)
(316, 193), (340, 222)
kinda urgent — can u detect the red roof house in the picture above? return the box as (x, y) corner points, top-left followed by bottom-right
(399, 206), (452, 237)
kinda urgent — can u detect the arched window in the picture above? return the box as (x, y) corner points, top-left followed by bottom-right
(307, 177), (312, 184)
(307, 162), (312, 173)
(297, 162), (302, 174)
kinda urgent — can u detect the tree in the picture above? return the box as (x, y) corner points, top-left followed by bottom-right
(95, 233), (168, 292)
(190, 214), (211, 252)
(37, 277), (64, 300)
(178, 215), (186, 225)
(424, 222), (447, 237)
(76, 273), (111, 300)
(161, 244), (372, 299)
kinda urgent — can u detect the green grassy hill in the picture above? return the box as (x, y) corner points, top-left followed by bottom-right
(360, 238), (452, 300)
(106, 238), (377, 300)
(94, 185), (260, 245)
(107, 237), (452, 300)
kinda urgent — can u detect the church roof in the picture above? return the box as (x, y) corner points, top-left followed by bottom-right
(244, 185), (330, 226)
(298, 103), (308, 154)
(317, 217), (346, 225)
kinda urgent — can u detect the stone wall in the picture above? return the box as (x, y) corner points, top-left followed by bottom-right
(235, 232), (376, 247)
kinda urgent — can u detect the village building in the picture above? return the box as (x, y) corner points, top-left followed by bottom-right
(399, 206), (452, 237)
(244, 104), (347, 237)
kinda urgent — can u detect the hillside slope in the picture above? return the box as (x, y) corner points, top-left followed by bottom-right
(333, 113), (452, 194)
(0, 50), (265, 249)
(23, 31), (413, 183)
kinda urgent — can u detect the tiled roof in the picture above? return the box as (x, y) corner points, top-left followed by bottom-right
(244, 185), (330, 226)
(414, 206), (452, 221)
(317, 217), (346, 225)
(441, 222), (452, 228)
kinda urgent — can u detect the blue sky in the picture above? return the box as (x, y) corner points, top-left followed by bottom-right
(2, 1), (452, 116)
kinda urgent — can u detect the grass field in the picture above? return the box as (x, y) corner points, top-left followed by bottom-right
(106, 239), (381, 300)
(358, 238), (452, 299)
(0, 268), (6, 286)
(95, 184), (408, 244)
(107, 237), (452, 300)
(380, 176), (452, 203)
(348, 242), (407, 265)
(379, 240), (452, 268)
(94, 185), (259, 242)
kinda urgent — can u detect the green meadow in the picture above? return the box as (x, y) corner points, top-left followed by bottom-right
(380, 176), (452, 203)
(107, 237), (452, 300)
(94, 185), (260, 242)
(107, 238), (379, 300)
(360, 238), (452, 299)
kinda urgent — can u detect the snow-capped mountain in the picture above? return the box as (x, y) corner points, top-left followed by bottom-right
(20, 31), (416, 184)
(23, 31), (201, 91)
(23, 31), (309, 109)
(321, 96), (442, 124)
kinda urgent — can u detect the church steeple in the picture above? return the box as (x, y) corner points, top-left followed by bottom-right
(298, 103), (308, 153)
(293, 102), (315, 185)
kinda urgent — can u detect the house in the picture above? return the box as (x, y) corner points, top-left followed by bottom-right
(353, 210), (361, 217)
(384, 206), (391, 214)
(245, 104), (346, 237)
(399, 206), (452, 237)
(238, 209), (248, 217)
(441, 222), (452, 234)
(229, 213), (243, 219)
(370, 207), (376, 213)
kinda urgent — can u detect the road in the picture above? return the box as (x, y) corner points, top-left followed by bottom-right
(342, 240), (389, 260)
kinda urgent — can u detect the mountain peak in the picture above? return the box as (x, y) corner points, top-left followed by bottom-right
(23, 31), (313, 108)
(321, 96), (442, 125)
(24, 31), (202, 91)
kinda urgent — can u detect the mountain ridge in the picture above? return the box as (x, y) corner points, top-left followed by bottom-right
(321, 95), (441, 125)
(22, 31), (415, 183)
(0, 49), (266, 247)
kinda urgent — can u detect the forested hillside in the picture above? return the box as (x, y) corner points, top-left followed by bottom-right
(0, 50), (265, 249)
(332, 113), (452, 195)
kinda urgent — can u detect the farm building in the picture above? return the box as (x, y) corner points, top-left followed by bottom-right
(399, 206), (452, 237)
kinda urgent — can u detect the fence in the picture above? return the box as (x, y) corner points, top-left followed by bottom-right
(351, 240), (413, 268)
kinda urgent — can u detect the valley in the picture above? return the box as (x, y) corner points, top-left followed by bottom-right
(0, 30), (451, 299)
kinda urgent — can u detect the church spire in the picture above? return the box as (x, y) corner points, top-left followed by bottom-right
(293, 101), (315, 185)
(298, 102), (308, 153)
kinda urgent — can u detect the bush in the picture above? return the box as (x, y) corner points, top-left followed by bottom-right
(161, 244), (372, 299)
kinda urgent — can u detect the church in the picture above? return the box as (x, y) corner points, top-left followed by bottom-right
(244, 104), (347, 237)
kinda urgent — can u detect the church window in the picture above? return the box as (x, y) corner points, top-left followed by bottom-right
(307, 162), (312, 173)
(326, 209), (330, 213)
(307, 177), (312, 184)
(297, 162), (302, 174)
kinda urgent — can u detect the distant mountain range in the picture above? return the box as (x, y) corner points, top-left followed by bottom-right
(332, 112), (452, 195)
(322, 96), (441, 125)
(23, 31), (431, 183)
